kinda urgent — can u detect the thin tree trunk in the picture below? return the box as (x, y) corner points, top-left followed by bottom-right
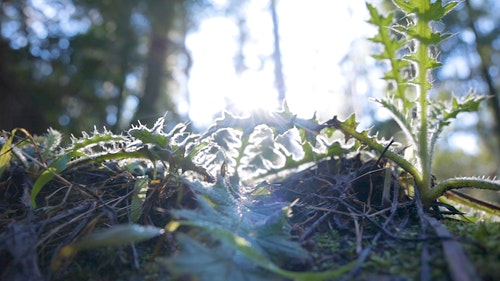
(113, 7), (134, 131)
(270, 0), (286, 108)
(0, 40), (48, 133)
(136, 0), (176, 125)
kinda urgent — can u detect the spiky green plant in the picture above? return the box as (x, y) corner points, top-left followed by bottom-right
(0, 112), (357, 280)
(332, 0), (500, 207)
(2, 2), (500, 280)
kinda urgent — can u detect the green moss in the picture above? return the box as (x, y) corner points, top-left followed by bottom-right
(311, 224), (454, 280)
(445, 220), (500, 280)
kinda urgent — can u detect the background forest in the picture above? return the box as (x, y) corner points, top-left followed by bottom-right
(1, 0), (499, 197)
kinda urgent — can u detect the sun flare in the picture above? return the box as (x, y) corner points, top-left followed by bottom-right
(185, 1), (371, 128)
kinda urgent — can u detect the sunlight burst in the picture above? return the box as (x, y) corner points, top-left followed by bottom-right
(186, 1), (372, 128)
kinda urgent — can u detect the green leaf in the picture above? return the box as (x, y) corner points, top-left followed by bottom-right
(444, 93), (487, 120)
(239, 125), (287, 177)
(393, 0), (458, 20)
(162, 234), (277, 281)
(128, 123), (168, 148)
(0, 131), (15, 177)
(42, 128), (62, 159)
(422, 1), (459, 22)
(367, 2), (413, 108)
(131, 176), (149, 222)
(392, 0), (415, 14)
(211, 127), (243, 168)
(168, 219), (356, 281)
(375, 98), (418, 147)
(71, 224), (164, 250)
(52, 224), (164, 270)
(276, 128), (305, 161)
(31, 153), (70, 208)
(428, 93), (487, 169)
(166, 178), (323, 280)
(69, 128), (129, 151)
(330, 115), (423, 187)
(366, 3), (394, 30)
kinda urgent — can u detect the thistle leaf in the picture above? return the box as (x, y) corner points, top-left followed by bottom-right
(423, 1), (459, 21)
(444, 93), (488, 120)
(162, 234), (276, 281)
(375, 98), (418, 147)
(392, 0), (415, 14)
(367, 2), (412, 109)
(166, 177), (314, 280)
(42, 128), (62, 158)
(428, 93), (488, 168)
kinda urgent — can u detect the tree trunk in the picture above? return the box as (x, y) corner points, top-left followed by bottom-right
(270, 0), (286, 108)
(113, 4), (135, 131)
(465, 1), (500, 159)
(135, 0), (176, 126)
(0, 40), (48, 134)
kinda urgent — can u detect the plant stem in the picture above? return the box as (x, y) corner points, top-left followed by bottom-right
(416, 7), (431, 196)
(423, 178), (500, 206)
(331, 117), (424, 187)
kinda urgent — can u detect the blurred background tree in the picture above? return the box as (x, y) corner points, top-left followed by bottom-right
(0, 0), (215, 134)
(434, 0), (500, 201)
(436, 0), (500, 174)
(1, 0), (499, 187)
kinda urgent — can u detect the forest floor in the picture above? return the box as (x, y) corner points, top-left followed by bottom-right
(1, 153), (499, 281)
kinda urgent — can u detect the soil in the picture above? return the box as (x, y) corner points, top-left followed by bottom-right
(1, 154), (499, 281)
